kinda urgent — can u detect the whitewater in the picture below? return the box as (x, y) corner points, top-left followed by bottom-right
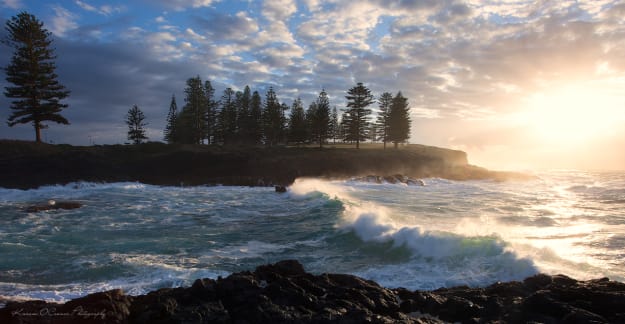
(1, 170), (624, 304)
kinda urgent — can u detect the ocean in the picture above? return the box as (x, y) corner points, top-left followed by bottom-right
(1, 170), (624, 303)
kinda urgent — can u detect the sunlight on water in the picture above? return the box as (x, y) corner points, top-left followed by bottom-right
(1, 171), (624, 303)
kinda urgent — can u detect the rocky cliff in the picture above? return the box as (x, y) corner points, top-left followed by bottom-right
(0, 140), (524, 189)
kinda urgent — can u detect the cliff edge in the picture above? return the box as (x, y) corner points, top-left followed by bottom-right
(0, 140), (527, 189)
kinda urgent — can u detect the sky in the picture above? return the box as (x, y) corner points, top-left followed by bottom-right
(1, 0), (625, 171)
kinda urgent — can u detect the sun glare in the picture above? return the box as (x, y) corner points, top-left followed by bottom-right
(518, 83), (625, 146)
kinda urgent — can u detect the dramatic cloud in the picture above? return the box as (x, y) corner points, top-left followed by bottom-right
(1, 0), (625, 169)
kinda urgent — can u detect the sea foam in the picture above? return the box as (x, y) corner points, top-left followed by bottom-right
(290, 178), (539, 287)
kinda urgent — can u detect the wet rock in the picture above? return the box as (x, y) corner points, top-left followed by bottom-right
(353, 174), (426, 186)
(274, 185), (287, 193)
(383, 175), (398, 184)
(25, 200), (82, 212)
(2, 261), (625, 323)
(0, 289), (130, 324)
(406, 178), (426, 186)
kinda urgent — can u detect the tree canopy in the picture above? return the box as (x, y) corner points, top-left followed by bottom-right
(343, 83), (375, 149)
(164, 95), (178, 143)
(126, 105), (148, 145)
(162, 78), (412, 149)
(375, 92), (393, 149)
(3, 12), (70, 143)
(387, 91), (411, 148)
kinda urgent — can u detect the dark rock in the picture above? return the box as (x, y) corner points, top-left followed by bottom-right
(2, 262), (624, 324)
(561, 308), (607, 323)
(0, 289), (129, 324)
(383, 175), (398, 184)
(274, 185), (287, 193)
(25, 201), (82, 212)
(4, 141), (534, 190)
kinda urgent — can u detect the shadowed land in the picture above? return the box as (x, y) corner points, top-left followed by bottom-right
(0, 140), (531, 189)
(1, 260), (623, 323)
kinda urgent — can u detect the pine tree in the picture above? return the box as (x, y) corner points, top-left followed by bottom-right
(339, 110), (350, 143)
(376, 92), (393, 149)
(249, 91), (263, 145)
(305, 102), (317, 143)
(344, 82), (374, 149)
(164, 94), (178, 143)
(329, 106), (339, 144)
(279, 102), (289, 144)
(178, 76), (206, 144)
(203, 80), (216, 144)
(288, 97), (307, 145)
(262, 87), (283, 146)
(217, 88), (237, 144)
(126, 104), (148, 145)
(387, 91), (411, 148)
(3, 12), (70, 143)
(236, 85), (252, 144)
(310, 89), (330, 148)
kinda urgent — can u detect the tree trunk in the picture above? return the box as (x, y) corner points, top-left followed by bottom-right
(394, 141), (398, 149)
(35, 122), (42, 143)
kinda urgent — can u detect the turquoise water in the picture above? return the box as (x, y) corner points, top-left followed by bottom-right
(1, 171), (624, 303)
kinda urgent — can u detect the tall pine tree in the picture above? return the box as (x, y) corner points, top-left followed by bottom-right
(310, 89), (330, 148)
(3, 12), (70, 143)
(236, 85), (252, 144)
(288, 97), (307, 145)
(329, 106), (339, 144)
(262, 87), (283, 146)
(217, 88), (237, 144)
(203, 80), (216, 144)
(344, 82), (374, 149)
(249, 91), (263, 145)
(178, 76), (207, 144)
(164, 94), (178, 143)
(387, 91), (411, 148)
(126, 104), (148, 145)
(376, 92), (393, 149)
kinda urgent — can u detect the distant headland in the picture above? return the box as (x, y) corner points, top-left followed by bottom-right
(0, 140), (529, 189)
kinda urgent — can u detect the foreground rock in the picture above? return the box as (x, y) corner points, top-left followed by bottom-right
(2, 260), (624, 323)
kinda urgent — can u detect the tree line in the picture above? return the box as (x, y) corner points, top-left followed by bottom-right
(148, 77), (411, 149)
(3, 12), (411, 148)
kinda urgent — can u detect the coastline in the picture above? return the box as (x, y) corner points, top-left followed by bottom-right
(1, 260), (624, 323)
(0, 140), (530, 190)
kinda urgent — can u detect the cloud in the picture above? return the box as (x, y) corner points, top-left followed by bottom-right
(262, 0), (297, 21)
(147, 0), (219, 11)
(193, 11), (259, 40)
(75, 0), (125, 16)
(49, 5), (79, 37)
(2, 0), (625, 169)
(75, 0), (97, 13)
(1, 0), (22, 9)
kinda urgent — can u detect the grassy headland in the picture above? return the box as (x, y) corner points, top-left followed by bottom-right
(0, 140), (528, 189)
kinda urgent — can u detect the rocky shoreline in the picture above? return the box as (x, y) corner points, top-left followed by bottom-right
(1, 260), (624, 323)
(0, 140), (530, 189)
